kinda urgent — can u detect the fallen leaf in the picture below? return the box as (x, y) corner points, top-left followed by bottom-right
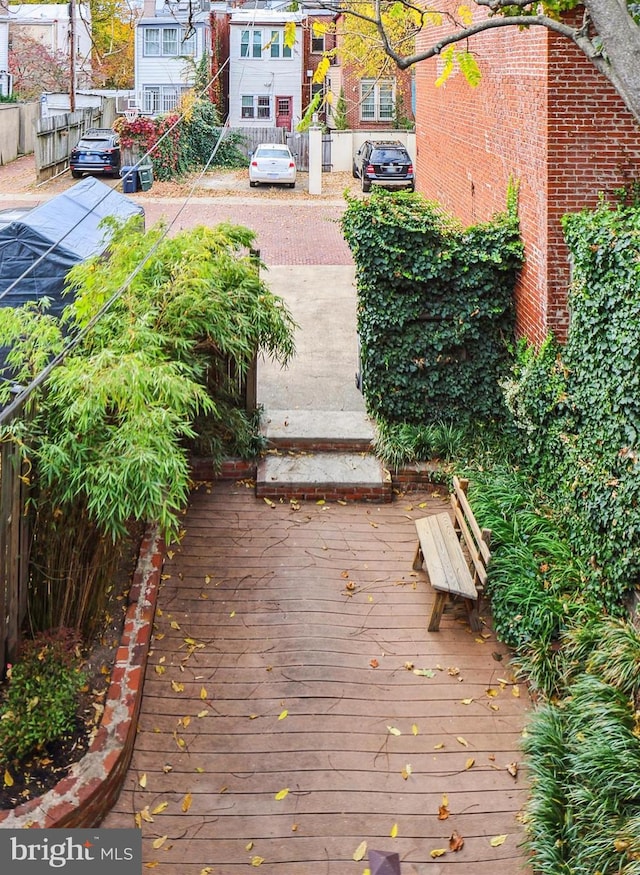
(204, 575), (211, 584)
(139, 805), (154, 823)
(401, 764), (412, 780)
(170, 620), (180, 630)
(139, 773), (147, 788)
(390, 823), (398, 838)
(263, 497), (275, 507)
(486, 688), (499, 697)
(291, 824), (298, 832)
(145, 862), (159, 868)
(152, 836), (168, 850)
(456, 736), (469, 747)
(200, 868), (213, 874)
(450, 830), (465, 852)
(230, 610), (236, 618)
(369, 520), (379, 528)
(461, 698), (474, 705)
(465, 757), (475, 770)
(182, 793), (192, 812)
(506, 761), (519, 778)
(430, 849), (447, 858)
(171, 680), (184, 693)
(490, 704), (500, 711)
(448, 666), (460, 676)
(404, 661), (414, 671)
(246, 842), (254, 851)
(412, 723), (419, 736)
(475, 637), (485, 644)
(438, 794), (450, 820)
(341, 570), (350, 578)
(353, 840), (367, 861)
(316, 499), (325, 505)
(413, 668), (435, 677)
(278, 709), (288, 721)
(180, 716), (191, 728)
(369, 658), (379, 668)
(4, 769), (13, 787)
(152, 802), (169, 814)
(490, 834), (508, 847)
(387, 725), (402, 736)
(434, 742), (445, 750)
(251, 856), (265, 866)
(512, 685), (521, 698)
(154, 665), (166, 675)
(197, 710), (208, 718)
(275, 788), (290, 800)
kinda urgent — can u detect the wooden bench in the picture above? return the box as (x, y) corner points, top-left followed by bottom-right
(412, 476), (491, 632)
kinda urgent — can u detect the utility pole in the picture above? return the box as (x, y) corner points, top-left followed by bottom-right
(68, 0), (76, 111)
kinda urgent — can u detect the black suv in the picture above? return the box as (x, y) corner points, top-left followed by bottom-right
(352, 140), (414, 193)
(69, 128), (121, 179)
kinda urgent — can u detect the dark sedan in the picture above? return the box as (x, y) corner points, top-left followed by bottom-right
(69, 129), (121, 179)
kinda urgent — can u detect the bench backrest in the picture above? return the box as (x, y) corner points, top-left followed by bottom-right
(450, 476), (491, 590)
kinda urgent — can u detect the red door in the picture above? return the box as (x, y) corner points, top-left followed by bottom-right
(275, 96), (293, 132)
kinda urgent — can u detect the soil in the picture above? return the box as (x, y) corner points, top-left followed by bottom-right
(0, 530), (143, 810)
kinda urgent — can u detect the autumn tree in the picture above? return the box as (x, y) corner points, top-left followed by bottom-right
(90, 0), (137, 89)
(9, 34), (69, 99)
(315, 0), (640, 125)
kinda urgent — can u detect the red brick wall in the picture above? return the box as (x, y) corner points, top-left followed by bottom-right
(415, 11), (640, 343)
(340, 63), (413, 131)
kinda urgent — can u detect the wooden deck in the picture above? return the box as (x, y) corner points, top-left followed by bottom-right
(103, 481), (531, 874)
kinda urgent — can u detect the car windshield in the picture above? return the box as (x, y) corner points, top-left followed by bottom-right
(372, 149), (408, 162)
(256, 148), (291, 159)
(77, 138), (113, 149)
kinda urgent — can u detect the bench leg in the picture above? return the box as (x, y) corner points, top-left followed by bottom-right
(412, 542), (424, 571)
(464, 598), (482, 633)
(428, 591), (447, 632)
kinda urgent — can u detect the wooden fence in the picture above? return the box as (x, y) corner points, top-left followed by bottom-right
(0, 436), (30, 670)
(34, 103), (114, 182)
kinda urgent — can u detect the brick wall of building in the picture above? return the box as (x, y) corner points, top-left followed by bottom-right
(415, 13), (640, 343)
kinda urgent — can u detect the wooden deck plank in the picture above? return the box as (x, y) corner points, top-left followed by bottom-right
(102, 482), (531, 873)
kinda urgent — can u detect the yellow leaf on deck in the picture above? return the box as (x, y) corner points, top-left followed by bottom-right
(465, 757), (475, 770)
(263, 497), (275, 507)
(412, 723), (419, 735)
(430, 849), (447, 858)
(151, 802), (169, 814)
(278, 709), (288, 721)
(401, 764), (412, 780)
(171, 681), (184, 692)
(490, 834), (508, 847)
(456, 736), (469, 747)
(387, 725), (401, 736)
(139, 805), (154, 823)
(246, 842), (254, 851)
(512, 685), (521, 697)
(152, 836), (168, 850)
(200, 687), (208, 700)
(139, 773), (147, 788)
(461, 698), (473, 705)
(200, 869), (213, 875)
(230, 610), (236, 618)
(434, 742), (445, 750)
(251, 856), (265, 867)
(170, 620), (180, 630)
(182, 793), (192, 812)
(145, 862), (159, 868)
(390, 823), (398, 838)
(353, 840), (367, 861)
(486, 688), (499, 697)
(275, 788), (290, 800)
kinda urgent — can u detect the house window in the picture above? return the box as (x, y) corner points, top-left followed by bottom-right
(240, 28), (291, 59)
(360, 78), (395, 121)
(241, 95), (271, 120)
(142, 85), (188, 114)
(144, 27), (196, 57)
(311, 34), (324, 53)
(269, 30), (292, 58)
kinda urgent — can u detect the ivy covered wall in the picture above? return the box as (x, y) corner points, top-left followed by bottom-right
(341, 189), (524, 425)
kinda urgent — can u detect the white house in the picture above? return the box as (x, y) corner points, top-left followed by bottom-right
(227, 7), (303, 131)
(134, 0), (216, 115)
(7, 3), (92, 88)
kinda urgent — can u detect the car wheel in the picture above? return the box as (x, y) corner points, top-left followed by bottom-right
(250, 181), (258, 188)
(408, 183), (415, 192)
(352, 163), (359, 179)
(71, 170), (82, 179)
(288, 182), (295, 189)
(361, 177), (371, 193)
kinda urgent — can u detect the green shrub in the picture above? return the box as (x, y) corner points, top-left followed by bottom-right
(0, 632), (85, 762)
(341, 186), (523, 426)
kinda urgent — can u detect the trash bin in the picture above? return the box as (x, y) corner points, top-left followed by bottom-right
(138, 163), (153, 192)
(121, 166), (138, 193)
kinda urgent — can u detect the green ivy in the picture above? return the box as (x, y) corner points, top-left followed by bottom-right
(504, 201), (640, 609)
(341, 188), (524, 425)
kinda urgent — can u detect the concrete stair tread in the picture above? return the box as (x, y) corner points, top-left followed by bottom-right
(262, 409), (375, 452)
(256, 451), (391, 502)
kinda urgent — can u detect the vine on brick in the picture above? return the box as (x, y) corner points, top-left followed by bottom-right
(503, 200), (640, 609)
(341, 187), (524, 425)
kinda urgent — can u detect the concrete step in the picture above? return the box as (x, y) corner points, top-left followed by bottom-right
(261, 409), (375, 453)
(256, 451), (392, 502)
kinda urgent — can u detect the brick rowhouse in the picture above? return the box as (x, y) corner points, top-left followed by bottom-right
(414, 8), (640, 343)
